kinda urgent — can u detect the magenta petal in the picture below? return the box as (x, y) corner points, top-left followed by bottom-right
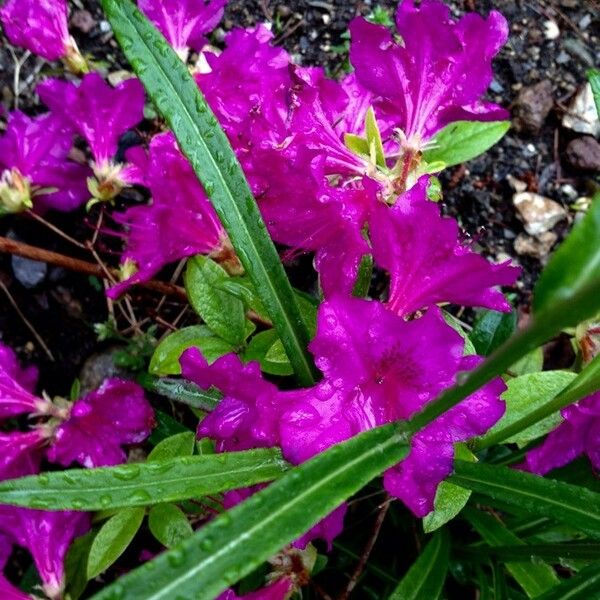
(350, 0), (508, 143)
(0, 430), (45, 480)
(37, 74), (145, 166)
(524, 391), (600, 475)
(139, 0), (227, 54)
(218, 578), (293, 600)
(0, 342), (38, 393)
(108, 133), (224, 298)
(0, 507), (89, 600)
(370, 177), (519, 316)
(0, 366), (42, 420)
(293, 504), (346, 552)
(0, 0), (69, 61)
(47, 379), (155, 468)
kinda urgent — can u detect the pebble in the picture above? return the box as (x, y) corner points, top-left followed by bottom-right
(562, 84), (600, 138)
(513, 80), (554, 134)
(11, 255), (47, 289)
(70, 10), (96, 34)
(79, 348), (126, 395)
(566, 137), (600, 172)
(543, 20), (560, 40)
(559, 184), (578, 201)
(514, 232), (558, 261)
(513, 192), (568, 236)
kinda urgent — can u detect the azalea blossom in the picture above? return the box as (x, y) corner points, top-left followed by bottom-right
(0, 0), (87, 73)
(369, 178), (520, 316)
(0, 112), (89, 214)
(0, 533), (30, 600)
(218, 577), (293, 600)
(37, 73), (145, 203)
(139, 0), (227, 61)
(107, 132), (234, 298)
(183, 296), (506, 521)
(349, 0), (509, 151)
(523, 391), (600, 475)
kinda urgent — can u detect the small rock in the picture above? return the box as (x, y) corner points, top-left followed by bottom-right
(507, 175), (527, 193)
(490, 79), (504, 94)
(513, 81), (554, 134)
(564, 38), (594, 67)
(579, 14), (592, 30)
(559, 184), (578, 201)
(70, 9), (96, 33)
(566, 137), (600, 171)
(556, 50), (570, 65)
(99, 20), (111, 33)
(543, 20), (560, 40)
(11, 256), (47, 289)
(513, 192), (568, 236)
(79, 348), (126, 395)
(563, 84), (600, 138)
(514, 232), (558, 261)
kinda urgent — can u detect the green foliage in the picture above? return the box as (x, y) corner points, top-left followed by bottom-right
(148, 504), (193, 548)
(243, 329), (293, 376)
(388, 530), (450, 600)
(470, 310), (517, 356)
(422, 121), (511, 169)
(139, 373), (221, 411)
(102, 0), (317, 385)
(588, 69), (600, 119)
(147, 432), (196, 462)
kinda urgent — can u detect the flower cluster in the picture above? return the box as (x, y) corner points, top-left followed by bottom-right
(0, 344), (154, 599)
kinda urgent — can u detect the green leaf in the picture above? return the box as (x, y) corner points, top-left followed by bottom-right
(148, 504), (193, 548)
(139, 374), (221, 411)
(147, 432), (196, 462)
(388, 530), (450, 600)
(477, 371), (576, 450)
(353, 253), (374, 298)
(535, 561), (600, 600)
(243, 330), (294, 376)
(149, 326), (233, 375)
(534, 196), (600, 315)
(65, 531), (95, 600)
(366, 107), (386, 168)
(464, 509), (559, 598)
(451, 461), (600, 538)
(509, 347), (544, 376)
(87, 507), (145, 578)
(588, 69), (600, 120)
(475, 542), (600, 563)
(102, 0), (317, 385)
(423, 445), (476, 533)
(185, 257), (247, 347)
(0, 450), (288, 511)
(344, 133), (370, 157)
(475, 354), (600, 451)
(443, 311), (477, 355)
(90, 424), (410, 600)
(470, 310), (517, 356)
(423, 121), (511, 168)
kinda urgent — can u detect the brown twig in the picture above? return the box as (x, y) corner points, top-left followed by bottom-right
(338, 499), (391, 600)
(0, 236), (188, 301)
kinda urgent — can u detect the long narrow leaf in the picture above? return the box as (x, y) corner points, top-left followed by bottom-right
(101, 0), (317, 385)
(388, 530), (450, 600)
(451, 461), (600, 538)
(464, 509), (558, 598)
(535, 562), (600, 600)
(91, 424), (410, 600)
(0, 450), (287, 510)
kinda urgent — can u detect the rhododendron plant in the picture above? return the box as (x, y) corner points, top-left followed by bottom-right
(0, 0), (598, 598)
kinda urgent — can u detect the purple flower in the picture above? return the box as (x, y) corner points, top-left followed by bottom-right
(0, 364), (48, 421)
(139, 0), (227, 60)
(0, 533), (30, 600)
(523, 391), (600, 475)
(47, 378), (155, 468)
(37, 74), (145, 201)
(0, 111), (89, 213)
(0, 506), (89, 600)
(0, 0), (87, 73)
(0, 342), (38, 393)
(349, 0), (509, 149)
(369, 178), (520, 316)
(218, 577), (293, 600)
(0, 431), (45, 480)
(107, 132), (231, 298)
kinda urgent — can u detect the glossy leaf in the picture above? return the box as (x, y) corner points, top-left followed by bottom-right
(470, 310), (517, 356)
(243, 329), (294, 376)
(87, 507), (145, 578)
(588, 69), (600, 119)
(509, 347), (544, 376)
(464, 509), (559, 598)
(388, 530), (450, 600)
(147, 432), (196, 462)
(475, 354), (600, 450)
(443, 311), (476, 355)
(423, 445), (476, 533)
(423, 121), (511, 168)
(476, 543), (600, 562)
(451, 461), (600, 538)
(185, 256), (247, 347)
(149, 325), (233, 376)
(477, 371), (576, 450)
(65, 531), (95, 600)
(90, 424), (410, 600)
(102, 0), (317, 385)
(139, 374), (221, 411)
(535, 561), (600, 600)
(149, 410), (191, 445)
(533, 196), (600, 315)
(0, 450), (288, 510)
(148, 504), (193, 548)
(366, 107), (386, 168)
